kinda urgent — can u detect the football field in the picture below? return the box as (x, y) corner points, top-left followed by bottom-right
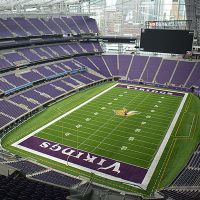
(13, 83), (187, 188)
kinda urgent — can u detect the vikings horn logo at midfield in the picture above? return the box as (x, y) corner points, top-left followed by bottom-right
(114, 108), (141, 116)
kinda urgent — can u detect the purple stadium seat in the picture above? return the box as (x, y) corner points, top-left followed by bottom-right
(53, 18), (72, 34)
(72, 16), (90, 33)
(28, 18), (53, 35)
(186, 62), (200, 88)
(155, 59), (177, 84)
(102, 55), (118, 76)
(0, 18), (28, 37)
(118, 54), (132, 77)
(141, 57), (162, 83)
(62, 17), (81, 34)
(127, 55), (149, 80)
(13, 17), (41, 36)
(170, 61), (195, 86)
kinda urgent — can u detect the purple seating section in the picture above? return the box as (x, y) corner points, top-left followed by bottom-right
(0, 42), (103, 71)
(0, 159), (81, 189)
(141, 57), (162, 83)
(0, 99), (27, 118)
(74, 54), (200, 90)
(78, 55), (112, 77)
(7, 160), (46, 175)
(127, 55), (149, 80)
(161, 144), (200, 200)
(0, 16), (99, 38)
(161, 189), (200, 200)
(1, 53), (200, 131)
(155, 59), (177, 84)
(0, 70), (103, 129)
(0, 113), (12, 128)
(185, 62), (200, 88)
(118, 54), (132, 76)
(102, 55), (118, 76)
(32, 171), (81, 188)
(171, 144), (200, 187)
(0, 173), (70, 200)
(170, 61), (195, 86)
(0, 18), (27, 37)
(0, 60), (77, 92)
(1, 53), (200, 94)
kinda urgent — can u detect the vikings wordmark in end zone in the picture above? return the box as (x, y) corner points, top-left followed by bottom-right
(114, 108), (141, 117)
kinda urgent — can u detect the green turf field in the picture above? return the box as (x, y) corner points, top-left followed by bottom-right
(2, 82), (200, 196)
(33, 84), (182, 169)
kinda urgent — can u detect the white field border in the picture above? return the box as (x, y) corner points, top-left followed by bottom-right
(141, 92), (188, 189)
(12, 83), (188, 190)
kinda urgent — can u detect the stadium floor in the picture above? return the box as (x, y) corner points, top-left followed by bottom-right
(12, 83), (186, 187)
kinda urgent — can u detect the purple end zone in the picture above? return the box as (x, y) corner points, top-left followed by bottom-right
(116, 84), (185, 97)
(18, 136), (147, 184)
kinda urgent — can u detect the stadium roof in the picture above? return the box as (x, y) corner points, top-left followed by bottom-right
(0, 0), (94, 16)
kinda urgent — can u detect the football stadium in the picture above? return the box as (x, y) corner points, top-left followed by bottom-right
(0, 1), (200, 200)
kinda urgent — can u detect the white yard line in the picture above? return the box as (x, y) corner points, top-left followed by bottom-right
(141, 93), (188, 189)
(12, 84), (118, 146)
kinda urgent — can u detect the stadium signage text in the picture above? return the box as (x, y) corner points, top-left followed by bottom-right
(40, 141), (121, 173)
(18, 136), (148, 184)
(116, 84), (185, 97)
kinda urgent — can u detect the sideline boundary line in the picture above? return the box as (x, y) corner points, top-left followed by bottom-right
(142, 93), (188, 189)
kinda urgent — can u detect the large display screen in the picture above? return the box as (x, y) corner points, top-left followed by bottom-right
(140, 29), (194, 54)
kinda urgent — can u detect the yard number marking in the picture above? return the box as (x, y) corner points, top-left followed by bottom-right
(135, 129), (141, 133)
(65, 132), (71, 136)
(85, 118), (91, 122)
(128, 137), (134, 141)
(76, 124), (82, 128)
(121, 146), (127, 150)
